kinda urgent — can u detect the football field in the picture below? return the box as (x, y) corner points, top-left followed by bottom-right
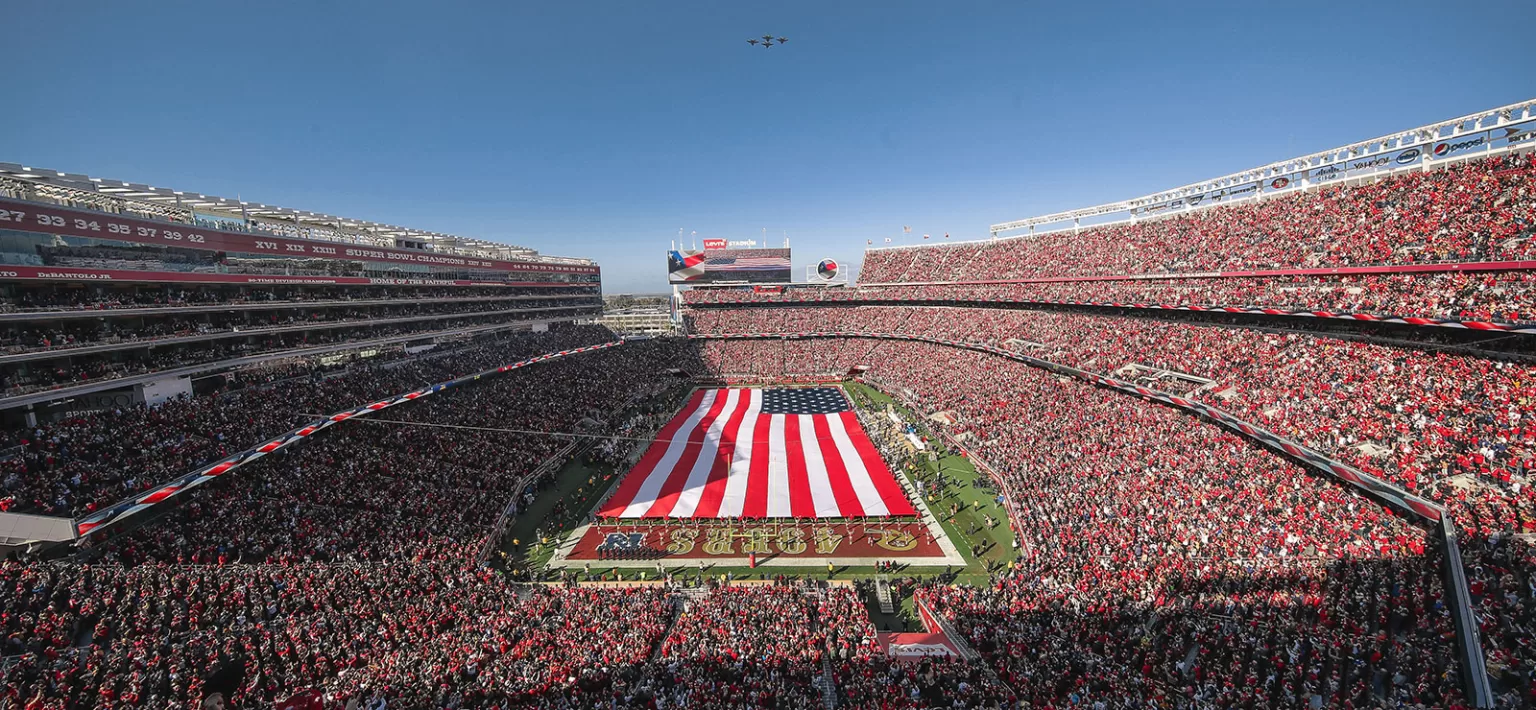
(545, 385), (967, 569)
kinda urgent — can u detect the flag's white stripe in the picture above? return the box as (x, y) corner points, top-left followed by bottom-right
(668, 389), (741, 517)
(765, 415), (792, 517)
(716, 389), (761, 517)
(619, 389), (719, 518)
(826, 412), (889, 516)
(799, 414), (841, 517)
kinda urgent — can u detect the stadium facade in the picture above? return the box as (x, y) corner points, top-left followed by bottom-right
(0, 163), (602, 418)
(0, 164), (604, 541)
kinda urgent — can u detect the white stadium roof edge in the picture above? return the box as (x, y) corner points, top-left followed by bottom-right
(875, 98), (1536, 250)
(0, 162), (594, 266)
(985, 98), (1536, 237)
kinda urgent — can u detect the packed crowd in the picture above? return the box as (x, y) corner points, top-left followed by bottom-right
(0, 326), (619, 517)
(860, 152), (1536, 284)
(0, 321), (1513, 706)
(651, 584), (830, 707)
(826, 582), (1016, 709)
(628, 581), (1013, 710)
(0, 298), (597, 356)
(689, 306), (1536, 705)
(0, 334), (692, 709)
(90, 338), (687, 565)
(737, 151), (1536, 326)
(0, 284), (594, 314)
(690, 338), (878, 382)
(685, 267), (1536, 324)
(687, 306), (1536, 503)
(0, 560), (1016, 710)
(0, 307), (596, 398)
(0, 562), (678, 709)
(852, 340), (1462, 707)
(1, 325), (1019, 707)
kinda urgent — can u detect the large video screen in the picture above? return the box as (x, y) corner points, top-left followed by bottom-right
(667, 248), (791, 283)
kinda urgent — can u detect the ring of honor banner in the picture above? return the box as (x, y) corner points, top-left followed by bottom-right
(0, 264), (575, 288)
(598, 388), (917, 519)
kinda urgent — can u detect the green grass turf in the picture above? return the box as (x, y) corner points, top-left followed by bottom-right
(843, 382), (1020, 587)
(499, 382), (1022, 590)
(499, 458), (619, 570)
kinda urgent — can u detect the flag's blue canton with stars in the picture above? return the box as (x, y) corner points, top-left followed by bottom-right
(760, 388), (850, 415)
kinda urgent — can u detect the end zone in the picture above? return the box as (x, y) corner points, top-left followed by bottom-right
(558, 519), (954, 567)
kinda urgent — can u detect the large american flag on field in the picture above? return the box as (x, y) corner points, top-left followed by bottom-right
(599, 388), (917, 519)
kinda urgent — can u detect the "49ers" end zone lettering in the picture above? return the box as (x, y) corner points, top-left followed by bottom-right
(562, 520), (948, 563)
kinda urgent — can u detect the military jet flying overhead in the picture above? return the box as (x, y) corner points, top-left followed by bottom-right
(748, 34), (787, 48)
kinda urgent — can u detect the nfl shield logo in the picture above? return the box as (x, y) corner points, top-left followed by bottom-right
(597, 532), (646, 552)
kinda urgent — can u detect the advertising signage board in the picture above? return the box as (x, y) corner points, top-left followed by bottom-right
(0, 198), (598, 276)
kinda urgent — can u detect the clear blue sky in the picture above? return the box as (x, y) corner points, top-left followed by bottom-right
(4, 1), (1533, 293)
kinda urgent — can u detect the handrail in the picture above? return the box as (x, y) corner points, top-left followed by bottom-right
(478, 440), (584, 566)
(1439, 516), (1495, 705)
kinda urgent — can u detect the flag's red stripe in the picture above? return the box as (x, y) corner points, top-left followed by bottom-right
(783, 415), (816, 517)
(691, 391), (751, 518)
(840, 410), (916, 516)
(643, 390), (730, 517)
(813, 414), (865, 516)
(607, 389), (917, 519)
(598, 389), (707, 517)
(741, 410), (774, 519)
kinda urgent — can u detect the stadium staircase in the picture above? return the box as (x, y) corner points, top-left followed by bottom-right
(650, 595), (685, 662)
(874, 577), (895, 615)
(819, 654), (839, 709)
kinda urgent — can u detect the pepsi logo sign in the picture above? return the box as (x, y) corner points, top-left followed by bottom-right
(1433, 136), (1485, 156)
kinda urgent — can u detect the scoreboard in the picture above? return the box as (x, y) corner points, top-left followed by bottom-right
(667, 246), (791, 284)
